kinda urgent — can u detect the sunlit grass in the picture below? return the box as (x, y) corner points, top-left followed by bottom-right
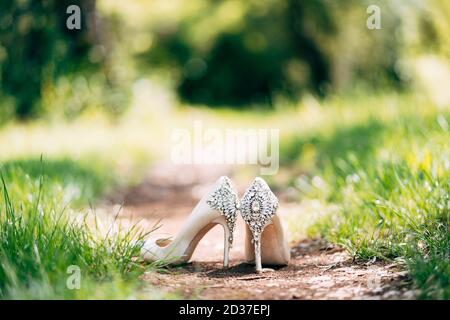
(0, 158), (116, 207)
(0, 159), (169, 299)
(280, 95), (450, 299)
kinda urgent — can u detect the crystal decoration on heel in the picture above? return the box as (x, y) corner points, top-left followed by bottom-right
(206, 176), (239, 247)
(240, 177), (279, 242)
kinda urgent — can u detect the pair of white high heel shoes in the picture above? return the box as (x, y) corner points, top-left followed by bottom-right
(140, 177), (290, 273)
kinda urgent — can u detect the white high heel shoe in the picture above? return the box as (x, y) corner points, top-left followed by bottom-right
(240, 177), (290, 273)
(141, 176), (239, 267)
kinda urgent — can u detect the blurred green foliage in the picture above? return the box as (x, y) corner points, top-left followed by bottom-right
(0, 0), (96, 118)
(138, 0), (450, 107)
(139, 1), (377, 106)
(1, 0), (450, 118)
(149, 0), (337, 106)
(0, 0), (128, 120)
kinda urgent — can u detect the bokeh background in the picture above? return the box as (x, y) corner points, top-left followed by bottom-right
(0, 0), (448, 299)
(1, 0), (449, 120)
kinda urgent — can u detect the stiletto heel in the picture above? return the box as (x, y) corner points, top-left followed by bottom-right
(221, 220), (231, 268)
(141, 176), (239, 266)
(211, 215), (232, 267)
(240, 177), (290, 273)
(253, 233), (262, 272)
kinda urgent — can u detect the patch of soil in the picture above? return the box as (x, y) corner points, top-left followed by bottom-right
(142, 239), (415, 300)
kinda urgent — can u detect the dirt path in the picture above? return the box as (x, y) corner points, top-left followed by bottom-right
(106, 163), (415, 300)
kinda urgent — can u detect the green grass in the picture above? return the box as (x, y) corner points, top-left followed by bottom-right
(282, 96), (450, 299)
(0, 157), (116, 207)
(0, 158), (156, 299)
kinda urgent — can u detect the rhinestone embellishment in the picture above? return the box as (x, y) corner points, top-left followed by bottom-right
(251, 200), (260, 212)
(206, 176), (239, 247)
(240, 177), (278, 242)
